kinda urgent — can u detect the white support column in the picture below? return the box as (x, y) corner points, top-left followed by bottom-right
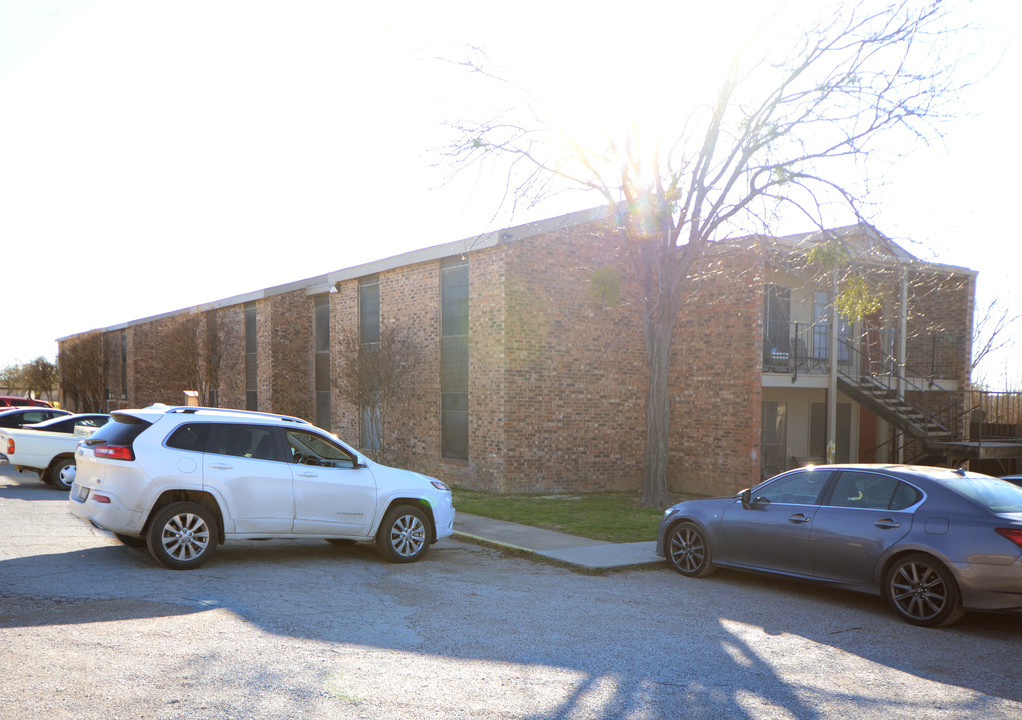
(897, 267), (908, 463)
(827, 272), (838, 464)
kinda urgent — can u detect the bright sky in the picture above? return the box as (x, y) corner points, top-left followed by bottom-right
(1, 0), (1019, 385)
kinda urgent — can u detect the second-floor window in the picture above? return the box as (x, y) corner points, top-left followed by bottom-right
(441, 257), (469, 461)
(314, 294), (331, 431)
(245, 303), (257, 411)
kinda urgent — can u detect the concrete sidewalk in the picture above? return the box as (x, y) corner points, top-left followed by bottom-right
(454, 512), (662, 570)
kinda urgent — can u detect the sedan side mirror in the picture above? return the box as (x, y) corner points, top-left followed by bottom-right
(739, 489), (752, 507)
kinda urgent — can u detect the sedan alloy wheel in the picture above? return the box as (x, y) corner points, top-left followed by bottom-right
(667, 522), (714, 577)
(884, 554), (964, 627)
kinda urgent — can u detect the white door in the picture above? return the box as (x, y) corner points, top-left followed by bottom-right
(284, 428), (377, 536)
(204, 423), (293, 533)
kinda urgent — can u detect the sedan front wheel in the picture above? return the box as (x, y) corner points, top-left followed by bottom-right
(666, 522), (714, 577)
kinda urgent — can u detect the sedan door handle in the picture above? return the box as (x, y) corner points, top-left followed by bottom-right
(874, 518), (902, 529)
(788, 513), (812, 524)
(296, 471), (318, 478)
(208, 463), (233, 470)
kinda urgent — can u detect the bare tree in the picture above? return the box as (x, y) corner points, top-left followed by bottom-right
(442, 1), (965, 506)
(159, 312), (223, 406)
(20, 357), (59, 403)
(60, 332), (110, 412)
(972, 297), (1022, 386)
(0, 363), (26, 395)
(164, 314), (202, 400)
(332, 325), (421, 465)
(201, 309), (222, 406)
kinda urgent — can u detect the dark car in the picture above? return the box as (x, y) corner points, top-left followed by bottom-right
(0, 395), (53, 409)
(657, 464), (1022, 627)
(1000, 475), (1022, 488)
(0, 407), (71, 428)
(22, 413), (111, 434)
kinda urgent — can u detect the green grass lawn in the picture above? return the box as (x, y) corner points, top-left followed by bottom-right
(452, 489), (701, 543)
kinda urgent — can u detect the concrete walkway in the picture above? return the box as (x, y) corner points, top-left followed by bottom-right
(454, 512), (662, 570)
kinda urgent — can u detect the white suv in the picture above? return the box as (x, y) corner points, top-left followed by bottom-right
(68, 406), (456, 569)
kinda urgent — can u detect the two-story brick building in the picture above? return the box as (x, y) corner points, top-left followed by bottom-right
(58, 206), (976, 496)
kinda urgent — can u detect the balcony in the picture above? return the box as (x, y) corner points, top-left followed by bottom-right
(763, 321), (964, 383)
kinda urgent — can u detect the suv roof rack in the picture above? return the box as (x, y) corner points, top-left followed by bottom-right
(162, 406), (312, 425)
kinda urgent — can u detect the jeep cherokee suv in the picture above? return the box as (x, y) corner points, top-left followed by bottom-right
(69, 405), (455, 569)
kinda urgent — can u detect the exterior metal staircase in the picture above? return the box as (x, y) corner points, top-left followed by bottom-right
(834, 338), (956, 464)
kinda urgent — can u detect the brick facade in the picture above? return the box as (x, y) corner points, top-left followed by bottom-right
(57, 210), (975, 498)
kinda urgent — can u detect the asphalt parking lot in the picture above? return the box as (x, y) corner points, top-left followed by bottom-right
(1, 463), (1020, 720)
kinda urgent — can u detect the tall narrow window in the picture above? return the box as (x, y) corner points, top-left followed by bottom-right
(359, 275), (380, 344)
(358, 276), (381, 449)
(763, 285), (790, 366)
(245, 303), (257, 411)
(120, 330), (127, 400)
(441, 256), (469, 460)
(314, 295), (331, 430)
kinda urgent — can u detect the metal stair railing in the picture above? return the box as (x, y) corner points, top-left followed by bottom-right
(835, 336), (955, 442)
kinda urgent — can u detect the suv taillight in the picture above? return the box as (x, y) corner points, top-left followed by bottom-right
(995, 528), (1022, 549)
(93, 445), (135, 461)
(5, 438), (13, 454)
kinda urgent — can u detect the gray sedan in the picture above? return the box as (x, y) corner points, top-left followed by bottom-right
(657, 464), (1022, 627)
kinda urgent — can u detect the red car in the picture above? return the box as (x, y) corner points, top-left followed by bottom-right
(0, 395), (53, 409)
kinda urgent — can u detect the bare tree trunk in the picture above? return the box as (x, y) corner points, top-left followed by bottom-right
(635, 239), (689, 508)
(640, 330), (673, 507)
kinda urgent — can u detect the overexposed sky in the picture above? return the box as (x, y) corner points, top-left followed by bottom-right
(1, 0), (1019, 384)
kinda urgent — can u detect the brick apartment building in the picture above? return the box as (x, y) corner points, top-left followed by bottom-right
(58, 206), (975, 497)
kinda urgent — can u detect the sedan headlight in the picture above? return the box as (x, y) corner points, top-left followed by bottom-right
(431, 480), (451, 492)
(664, 506), (679, 518)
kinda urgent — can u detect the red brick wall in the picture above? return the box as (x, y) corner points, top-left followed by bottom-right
(378, 261), (442, 473)
(126, 316), (188, 406)
(499, 223), (646, 493)
(906, 268), (974, 389)
(330, 280), (359, 440)
(216, 304), (246, 410)
(670, 252), (764, 496)
(265, 290), (315, 420)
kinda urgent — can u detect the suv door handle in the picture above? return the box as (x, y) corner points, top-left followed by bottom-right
(788, 513), (811, 524)
(874, 518), (902, 529)
(296, 471), (318, 478)
(208, 463), (232, 470)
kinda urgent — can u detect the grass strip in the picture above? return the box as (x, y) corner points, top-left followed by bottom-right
(452, 489), (702, 544)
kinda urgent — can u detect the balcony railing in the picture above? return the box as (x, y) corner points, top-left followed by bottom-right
(763, 322), (963, 382)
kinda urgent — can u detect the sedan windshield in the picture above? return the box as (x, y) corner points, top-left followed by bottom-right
(946, 477), (1022, 513)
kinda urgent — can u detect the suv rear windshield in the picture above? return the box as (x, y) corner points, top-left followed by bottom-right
(85, 415), (152, 448)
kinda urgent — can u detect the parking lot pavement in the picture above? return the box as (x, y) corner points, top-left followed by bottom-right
(2, 464), (1021, 720)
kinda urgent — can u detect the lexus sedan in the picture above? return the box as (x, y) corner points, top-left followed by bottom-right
(657, 464), (1022, 627)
